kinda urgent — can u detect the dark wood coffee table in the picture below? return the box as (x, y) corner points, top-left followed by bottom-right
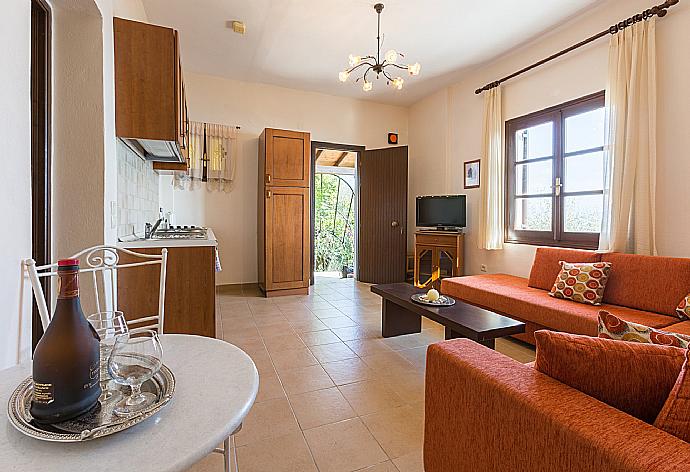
(371, 283), (525, 349)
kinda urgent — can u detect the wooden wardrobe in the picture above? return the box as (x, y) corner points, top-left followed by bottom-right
(258, 128), (311, 297)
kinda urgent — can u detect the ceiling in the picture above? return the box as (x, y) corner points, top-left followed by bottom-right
(316, 149), (356, 168)
(141, 0), (602, 106)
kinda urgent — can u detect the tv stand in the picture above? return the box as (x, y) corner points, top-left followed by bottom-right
(414, 230), (464, 289)
(418, 226), (463, 233)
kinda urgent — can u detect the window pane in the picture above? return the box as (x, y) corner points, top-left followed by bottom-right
(514, 197), (552, 232)
(515, 121), (553, 161)
(565, 107), (605, 153)
(564, 152), (604, 192)
(516, 160), (552, 195)
(564, 194), (603, 233)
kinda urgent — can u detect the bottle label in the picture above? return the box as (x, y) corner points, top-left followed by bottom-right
(57, 269), (79, 299)
(84, 362), (100, 390)
(33, 382), (54, 404)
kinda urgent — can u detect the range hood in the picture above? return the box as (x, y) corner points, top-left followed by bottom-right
(120, 137), (183, 162)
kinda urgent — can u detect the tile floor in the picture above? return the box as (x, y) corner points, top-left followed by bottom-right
(187, 276), (535, 472)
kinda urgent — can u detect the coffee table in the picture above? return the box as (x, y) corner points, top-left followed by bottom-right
(371, 283), (525, 349)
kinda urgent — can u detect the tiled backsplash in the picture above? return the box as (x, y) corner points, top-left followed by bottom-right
(117, 140), (159, 238)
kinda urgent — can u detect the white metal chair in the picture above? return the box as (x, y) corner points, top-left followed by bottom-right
(23, 245), (168, 334)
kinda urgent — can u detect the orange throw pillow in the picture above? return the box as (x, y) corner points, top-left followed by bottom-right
(655, 349), (690, 442)
(534, 330), (685, 423)
(548, 261), (611, 305)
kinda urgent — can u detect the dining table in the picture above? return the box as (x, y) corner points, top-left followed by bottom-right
(0, 334), (259, 471)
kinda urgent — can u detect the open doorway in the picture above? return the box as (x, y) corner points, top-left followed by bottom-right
(310, 142), (364, 284)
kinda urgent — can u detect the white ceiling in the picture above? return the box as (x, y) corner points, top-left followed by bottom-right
(141, 0), (601, 106)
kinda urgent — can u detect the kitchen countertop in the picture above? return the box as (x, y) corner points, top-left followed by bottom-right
(117, 228), (218, 249)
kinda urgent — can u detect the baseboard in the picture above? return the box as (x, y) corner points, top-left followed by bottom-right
(216, 282), (259, 294)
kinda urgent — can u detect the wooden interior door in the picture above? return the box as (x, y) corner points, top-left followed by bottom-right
(265, 129), (310, 187)
(358, 146), (408, 283)
(265, 186), (310, 290)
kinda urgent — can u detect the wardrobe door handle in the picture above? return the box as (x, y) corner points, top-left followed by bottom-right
(266, 174), (272, 184)
(266, 190), (272, 198)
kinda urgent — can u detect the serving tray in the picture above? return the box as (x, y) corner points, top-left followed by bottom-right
(410, 293), (456, 307)
(7, 364), (175, 442)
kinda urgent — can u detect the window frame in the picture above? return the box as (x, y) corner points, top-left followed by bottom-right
(505, 91), (605, 249)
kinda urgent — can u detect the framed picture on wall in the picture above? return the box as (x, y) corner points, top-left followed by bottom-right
(464, 159), (480, 189)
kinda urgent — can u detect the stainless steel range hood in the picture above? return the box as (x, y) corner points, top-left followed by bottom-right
(120, 137), (184, 162)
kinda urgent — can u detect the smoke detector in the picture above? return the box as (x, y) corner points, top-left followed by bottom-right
(227, 20), (246, 35)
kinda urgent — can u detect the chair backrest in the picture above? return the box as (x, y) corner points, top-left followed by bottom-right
(24, 245), (168, 335)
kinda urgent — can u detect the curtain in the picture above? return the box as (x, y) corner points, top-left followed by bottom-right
(174, 121), (238, 192)
(478, 86), (504, 250)
(599, 18), (657, 255)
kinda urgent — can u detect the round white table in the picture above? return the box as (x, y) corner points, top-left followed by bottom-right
(0, 334), (259, 471)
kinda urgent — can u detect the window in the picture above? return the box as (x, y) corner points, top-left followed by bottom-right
(505, 92), (605, 249)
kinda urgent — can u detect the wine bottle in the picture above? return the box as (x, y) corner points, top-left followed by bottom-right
(30, 258), (102, 424)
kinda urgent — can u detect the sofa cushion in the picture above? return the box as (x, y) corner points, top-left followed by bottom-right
(441, 274), (677, 337)
(534, 330), (686, 423)
(528, 247), (601, 291)
(655, 349), (690, 442)
(598, 311), (690, 348)
(664, 321), (690, 337)
(601, 253), (690, 318)
(549, 261), (612, 305)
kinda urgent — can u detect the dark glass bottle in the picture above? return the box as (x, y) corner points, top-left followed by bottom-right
(30, 258), (102, 424)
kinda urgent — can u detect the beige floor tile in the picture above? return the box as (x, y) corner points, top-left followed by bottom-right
(278, 364), (335, 395)
(235, 397), (300, 446)
(221, 326), (261, 342)
(359, 461), (401, 472)
(397, 347), (428, 371)
(380, 370), (426, 404)
(184, 452), (224, 472)
(322, 357), (378, 386)
(257, 322), (295, 338)
(288, 318), (329, 333)
(496, 338), (536, 363)
(320, 315), (358, 329)
(344, 338), (394, 357)
(311, 308), (346, 319)
(254, 370), (286, 403)
(289, 387), (357, 430)
(309, 342), (358, 363)
(360, 351), (416, 375)
(303, 418), (388, 472)
(263, 333), (307, 354)
(361, 404), (424, 459)
(331, 326), (375, 342)
(223, 336), (266, 356)
(392, 450), (424, 472)
(220, 314), (256, 330)
(236, 432), (318, 472)
(270, 346), (319, 373)
(246, 348), (275, 375)
(338, 379), (404, 416)
(298, 329), (342, 346)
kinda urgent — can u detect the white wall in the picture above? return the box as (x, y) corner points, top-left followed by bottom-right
(0, 1), (32, 370)
(408, 0), (690, 278)
(163, 73), (409, 285)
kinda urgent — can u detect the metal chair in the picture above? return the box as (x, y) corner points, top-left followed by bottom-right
(23, 245), (168, 334)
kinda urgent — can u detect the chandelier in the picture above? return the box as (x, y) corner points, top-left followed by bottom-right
(338, 3), (420, 92)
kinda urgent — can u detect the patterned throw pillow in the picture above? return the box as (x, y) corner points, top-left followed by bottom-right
(548, 261), (612, 305)
(677, 294), (690, 320)
(598, 310), (690, 348)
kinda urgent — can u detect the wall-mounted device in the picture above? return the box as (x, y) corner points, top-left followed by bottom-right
(388, 132), (398, 145)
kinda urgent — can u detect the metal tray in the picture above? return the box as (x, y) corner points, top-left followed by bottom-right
(411, 293), (456, 307)
(7, 364), (175, 442)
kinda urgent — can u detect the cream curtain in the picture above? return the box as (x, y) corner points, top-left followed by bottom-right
(478, 86), (504, 250)
(599, 19), (657, 255)
(174, 121), (238, 192)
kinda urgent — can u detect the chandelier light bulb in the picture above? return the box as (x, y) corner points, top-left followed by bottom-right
(408, 62), (421, 76)
(384, 49), (398, 64)
(348, 54), (362, 67)
(362, 81), (373, 92)
(391, 77), (404, 90)
(339, 71), (350, 82)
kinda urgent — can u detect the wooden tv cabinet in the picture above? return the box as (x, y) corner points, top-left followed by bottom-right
(414, 230), (464, 289)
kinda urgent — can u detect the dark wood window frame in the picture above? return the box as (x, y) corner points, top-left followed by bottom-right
(505, 91), (605, 249)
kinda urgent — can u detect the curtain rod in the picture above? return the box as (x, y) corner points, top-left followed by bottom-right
(474, 0), (679, 95)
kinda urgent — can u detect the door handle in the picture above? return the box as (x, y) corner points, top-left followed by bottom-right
(266, 174), (272, 184)
(391, 221), (399, 227)
(266, 190), (272, 198)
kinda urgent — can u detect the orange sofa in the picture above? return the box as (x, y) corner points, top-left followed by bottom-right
(424, 339), (690, 471)
(441, 248), (690, 344)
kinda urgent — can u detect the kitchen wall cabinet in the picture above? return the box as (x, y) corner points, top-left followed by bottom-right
(258, 128), (311, 297)
(117, 246), (216, 337)
(114, 17), (189, 169)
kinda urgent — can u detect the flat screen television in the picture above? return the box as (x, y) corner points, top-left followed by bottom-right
(416, 195), (466, 229)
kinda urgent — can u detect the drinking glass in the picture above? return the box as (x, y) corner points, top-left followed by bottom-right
(108, 330), (163, 417)
(87, 311), (129, 404)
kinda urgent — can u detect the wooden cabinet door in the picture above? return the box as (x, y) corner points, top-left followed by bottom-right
(265, 129), (310, 187)
(265, 186), (310, 290)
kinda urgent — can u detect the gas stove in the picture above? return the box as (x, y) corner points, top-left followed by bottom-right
(151, 226), (208, 240)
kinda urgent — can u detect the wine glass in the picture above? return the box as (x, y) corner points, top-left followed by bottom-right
(108, 330), (163, 417)
(87, 311), (129, 404)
